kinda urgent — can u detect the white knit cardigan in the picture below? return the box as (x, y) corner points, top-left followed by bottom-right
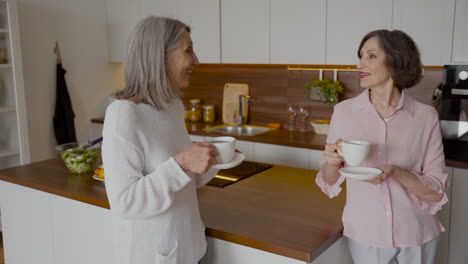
(102, 99), (217, 264)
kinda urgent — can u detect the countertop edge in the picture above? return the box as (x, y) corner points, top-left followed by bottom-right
(92, 118), (468, 168)
(0, 168), (335, 262)
(205, 228), (343, 262)
(0, 175), (111, 209)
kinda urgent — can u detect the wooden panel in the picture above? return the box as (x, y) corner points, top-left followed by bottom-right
(181, 64), (443, 127)
(185, 120), (328, 151)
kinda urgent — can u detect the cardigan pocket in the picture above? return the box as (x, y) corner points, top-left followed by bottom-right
(155, 241), (178, 264)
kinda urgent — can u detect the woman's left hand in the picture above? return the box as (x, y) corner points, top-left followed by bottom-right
(367, 165), (395, 184)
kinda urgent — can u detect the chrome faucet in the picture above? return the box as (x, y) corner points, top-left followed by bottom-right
(234, 95), (251, 126)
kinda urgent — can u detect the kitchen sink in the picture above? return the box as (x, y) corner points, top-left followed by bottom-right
(204, 124), (275, 136)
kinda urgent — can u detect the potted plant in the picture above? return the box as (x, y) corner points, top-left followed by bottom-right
(304, 78), (345, 104)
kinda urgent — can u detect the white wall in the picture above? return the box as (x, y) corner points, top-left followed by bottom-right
(16, 0), (123, 162)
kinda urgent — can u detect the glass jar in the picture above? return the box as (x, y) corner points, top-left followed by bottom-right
(189, 99), (201, 122)
(202, 105), (215, 123)
(183, 104), (190, 121)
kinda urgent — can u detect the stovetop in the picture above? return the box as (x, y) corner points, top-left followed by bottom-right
(207, 161), (272, 188)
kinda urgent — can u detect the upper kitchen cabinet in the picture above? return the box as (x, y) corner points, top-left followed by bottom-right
(392, 0), (455, 66)
(221, 0), (269, 63)
(326, 0), (392, 65)
(141, 0), (220, 63)
(270, 0), (326, 64)
(0, 0), (30, 169)
(452, 0), (468, 63)
(105, 0), (140, 62)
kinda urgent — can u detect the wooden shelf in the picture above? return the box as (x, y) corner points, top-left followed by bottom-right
(0, 29), (8, 33)
(0, 106), (15, 113)
(0, 150), (19, 159)
(0, 64), (11, 68)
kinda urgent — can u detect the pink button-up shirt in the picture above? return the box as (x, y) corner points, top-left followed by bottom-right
(316, 89), (448, 248)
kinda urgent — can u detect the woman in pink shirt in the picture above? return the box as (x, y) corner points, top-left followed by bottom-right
(316, 29), (448, 264)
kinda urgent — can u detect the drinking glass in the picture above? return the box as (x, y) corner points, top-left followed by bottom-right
(297, 105), (310, 132)
(287, 104), (298, 131)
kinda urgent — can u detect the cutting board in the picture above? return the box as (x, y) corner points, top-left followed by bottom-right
(222, 83), (250, 124)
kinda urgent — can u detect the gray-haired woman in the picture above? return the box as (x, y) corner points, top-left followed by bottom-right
(102, 16), (218, 264)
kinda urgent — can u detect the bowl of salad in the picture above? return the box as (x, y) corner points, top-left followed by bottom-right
(56, 142), (100, 174)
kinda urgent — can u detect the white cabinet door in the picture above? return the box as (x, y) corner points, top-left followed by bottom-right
(0, 181), (55, 264)
(253, 142), (310, 169)
(190, 135), (205, 142)
(236, 140), (254, 161)
(309, 149), (323, 171)
(141, 0), (220, 63)
(221, 0), (270, 63)
(270, 0), (326, 64)
(105, 0), (140, 62)
(52, 196), (112, 264)
(448, 167), (468, 264)
(434, 167), (453, 264)
(326, 0), (392, 65)
(392, 0), (455, 66)
(452, 0), (468, 63)
(206, 237), (304, 264)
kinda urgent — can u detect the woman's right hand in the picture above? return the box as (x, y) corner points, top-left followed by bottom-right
(174, 142), (218, 174)
(323, 139), (344, 166)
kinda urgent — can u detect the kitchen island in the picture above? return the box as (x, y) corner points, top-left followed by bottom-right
(0, 158), (351, 264)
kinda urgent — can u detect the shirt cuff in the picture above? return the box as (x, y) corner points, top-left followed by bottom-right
(154, 157), (192, 192)
(408, 171), (448, 215)
(315, 171), (344, 198)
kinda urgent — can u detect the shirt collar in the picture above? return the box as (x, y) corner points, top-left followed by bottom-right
(352, 89), (414, 117)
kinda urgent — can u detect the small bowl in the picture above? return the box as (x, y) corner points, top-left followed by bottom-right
(310, 120), (331, 135)
(56, 142), (99, 174)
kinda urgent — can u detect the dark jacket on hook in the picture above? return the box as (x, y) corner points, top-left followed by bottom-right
(53, 63), (77, 145)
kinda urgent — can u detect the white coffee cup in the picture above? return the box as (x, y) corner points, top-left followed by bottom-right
(209, 136), (236, 164)
(337, 140), (370, 166)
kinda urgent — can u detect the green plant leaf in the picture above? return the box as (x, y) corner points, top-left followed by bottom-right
(304, 77), (345, 104)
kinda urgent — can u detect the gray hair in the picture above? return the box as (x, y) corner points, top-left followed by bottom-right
(117, 16), (190, 110)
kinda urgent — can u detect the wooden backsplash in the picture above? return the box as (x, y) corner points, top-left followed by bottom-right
(181, 64), (443, 126)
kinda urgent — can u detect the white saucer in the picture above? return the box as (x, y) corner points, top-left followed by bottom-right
(92, 174), (104, 182)
(212, 153), (245, 170)
(339, 167), (382, 181)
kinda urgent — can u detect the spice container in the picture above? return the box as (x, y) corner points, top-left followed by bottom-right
(202, 104), (215, 123)
(183, 104), (190, 121)
(188, 99), (201, 122)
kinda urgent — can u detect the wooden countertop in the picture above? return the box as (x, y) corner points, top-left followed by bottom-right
(92, 117), (468, 169)
(0, 158), (345, 262)
(92, 118), (328, 151)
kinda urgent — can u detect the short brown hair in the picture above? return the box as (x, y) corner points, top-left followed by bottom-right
(357, 29), (423, 90)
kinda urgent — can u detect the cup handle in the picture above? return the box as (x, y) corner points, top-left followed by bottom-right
(337, 142), (344, 157)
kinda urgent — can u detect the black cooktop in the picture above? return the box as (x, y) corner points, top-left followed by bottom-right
(207, 161), (272, 188)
